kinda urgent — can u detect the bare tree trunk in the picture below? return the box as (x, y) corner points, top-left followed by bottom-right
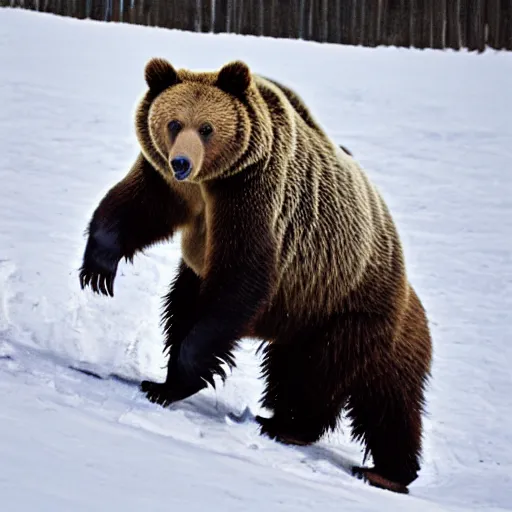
(319, 0), (327, 42)
(257, 0), (263, 35)
(425, 0), (433, 47)
(332, 0), (341, 44)
(386, 0), (401, 46)
(306, 0), (314, 40)
(298, 0), (305, 39)
(499, 0), (512, 50)
(410, 0), (422, 48)
(459, 0), (468, 49)
(287, 0), (301, 40)
(397, 0), (410, 47)
(466, 0), (485, 51)
(486, 0), (500, 49)
(365, 0), (378, 46)
(90, 0), (103, 20)
(214, 0), (226, 33)
(376, 0), (385, 43)
(199, 0), (212, 32)
(432, 0), (446, 48)
(357, 0), (365, 45)
(226, 0), (232, 32)
(339, 0), (353, 45)
(446, 0), (461, 49)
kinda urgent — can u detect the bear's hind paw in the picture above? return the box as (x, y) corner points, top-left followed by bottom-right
(352, 466), (410, 494)
(256, 415), (316, 446)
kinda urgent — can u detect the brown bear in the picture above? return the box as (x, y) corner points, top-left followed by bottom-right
(79, 58), (432, 495)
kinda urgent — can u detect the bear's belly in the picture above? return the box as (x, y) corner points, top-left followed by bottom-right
(180, 215), (207, 277)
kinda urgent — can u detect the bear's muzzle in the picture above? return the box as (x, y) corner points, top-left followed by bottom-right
(169, 129), (204, 182)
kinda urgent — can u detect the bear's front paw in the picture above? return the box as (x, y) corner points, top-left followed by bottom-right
(141, 381), (180, 407)
(79, 266), (117, 297)
(79, 228), (121, 297)
(141, 378), (206, 407)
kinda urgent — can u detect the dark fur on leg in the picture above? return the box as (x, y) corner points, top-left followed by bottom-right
(144, 169), (278, 406)
(258, 320), (350, 445)
(141, 259), (206, 405)
(347, 290), (431, 492)
(172, 171), (277, 385)
(161, 260), (203, 355)
(346, 360), (428, 491)
(80, 153), (189, 296)
(258, 309), (401, 446)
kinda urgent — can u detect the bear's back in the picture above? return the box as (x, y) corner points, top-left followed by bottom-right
(252, 76), (404, 319)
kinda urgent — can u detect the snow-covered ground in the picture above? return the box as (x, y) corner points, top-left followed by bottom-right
(1, 7), (511, 511)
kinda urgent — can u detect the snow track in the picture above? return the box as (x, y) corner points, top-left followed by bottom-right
(0, 7), (511, 511)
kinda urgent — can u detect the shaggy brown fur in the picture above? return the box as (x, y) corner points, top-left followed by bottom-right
(79, 58), (432, 493)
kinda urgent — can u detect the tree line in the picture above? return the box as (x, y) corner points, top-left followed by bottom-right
(2, 0), (511, 51)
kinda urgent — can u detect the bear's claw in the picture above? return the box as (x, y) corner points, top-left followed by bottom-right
(352, 466), (410, 494)
(79, 226), (121, 297)
(79, 269), (115, 297)
(140, 380), (178, 407)
(141, 378), (205, 407)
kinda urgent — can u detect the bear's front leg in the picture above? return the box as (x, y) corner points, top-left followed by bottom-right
(141, 259), (207, 406)
(140, 249), (272, 406)
(80, 153), (189, 296)
(141, 174), (278, 407)
(79, 223), (121, 297)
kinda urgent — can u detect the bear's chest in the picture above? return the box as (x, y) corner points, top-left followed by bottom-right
(180, 213), (207, 277)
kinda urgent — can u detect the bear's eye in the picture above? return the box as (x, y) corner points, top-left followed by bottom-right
(198, 122), (214, 140)
(168, 120), (182, 136)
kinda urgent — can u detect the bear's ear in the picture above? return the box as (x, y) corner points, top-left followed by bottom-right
(144, 58), (179, 94)
(216, 61), (252, 97)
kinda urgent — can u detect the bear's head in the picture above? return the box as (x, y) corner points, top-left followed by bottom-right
(135, 58), (272, 184)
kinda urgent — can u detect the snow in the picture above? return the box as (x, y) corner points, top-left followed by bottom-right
(1, 7), (511, 511)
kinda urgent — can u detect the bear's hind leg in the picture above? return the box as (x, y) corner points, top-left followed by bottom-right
(141, 260), (206, 406)
(258, 323), (348, 446)
(348, 289), (432, 493)
(347, 355), (429, 494)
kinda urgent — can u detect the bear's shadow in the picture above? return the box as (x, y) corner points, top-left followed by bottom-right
(294, 444), (356, 476)
(91, 369), (356, 477)
(167, 393), (356, 477)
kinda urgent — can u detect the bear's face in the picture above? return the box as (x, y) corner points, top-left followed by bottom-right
(141, 58), (262, 183)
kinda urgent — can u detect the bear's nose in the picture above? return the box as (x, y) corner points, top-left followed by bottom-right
(171, 156), (192, 180)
